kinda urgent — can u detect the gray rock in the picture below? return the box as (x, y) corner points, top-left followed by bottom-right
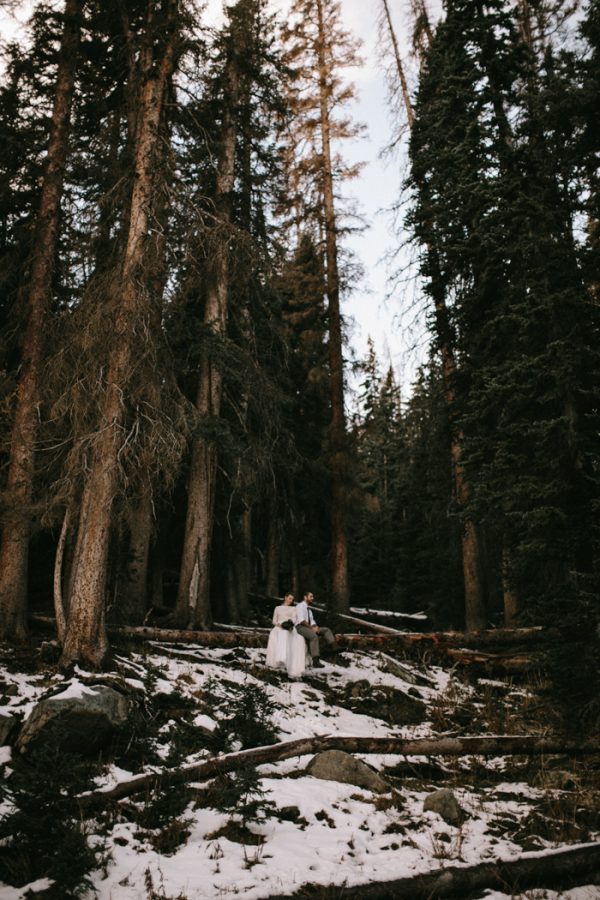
(307, 749), (389, 793)
(423, 788), (466, 826)
(0, 712), (17, 745)
(16, 683), (130, 755)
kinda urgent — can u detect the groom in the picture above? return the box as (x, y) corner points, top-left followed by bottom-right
(295, 591), (338, 669)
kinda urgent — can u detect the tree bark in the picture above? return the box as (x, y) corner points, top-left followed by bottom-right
(315, 0), (349, 614)
(269, 843), (600, 899)
(265, 495), (280, 598)
(59, 1), (179, 669)
(175, 42), (239, 631)
(0, 0), (82, 643)
(114, 496), (154, 624)
(79, 733), (598, 809)
(223, 513), (252, 624)
(53, 507), (71, 644)
(502, 540), (518, 626)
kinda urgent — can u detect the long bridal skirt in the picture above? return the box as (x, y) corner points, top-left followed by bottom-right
(266, 628), (308, 678)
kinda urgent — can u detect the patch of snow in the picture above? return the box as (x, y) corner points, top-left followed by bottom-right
(193, 713), (217, 731)
(0, 746), (12, 765)
(0, 877), (54, 898)
(47, 680), (98, 701)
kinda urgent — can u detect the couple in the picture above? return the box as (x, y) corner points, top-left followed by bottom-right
(266, 591), (339, 677)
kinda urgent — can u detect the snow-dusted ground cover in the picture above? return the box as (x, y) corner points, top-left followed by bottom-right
(1, 639), (599, 899)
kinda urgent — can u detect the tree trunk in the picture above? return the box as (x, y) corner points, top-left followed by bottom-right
(315, 0), (349, 614)
(80, 732), (598, 809)
(175, 47), (239, 631)
(53, 507), (71, 644)
(59, 2), (178, 669)
(502, 540), (518, 626)
(265, 496), (280, 597)
(381, 0), (414, 128)
(0, 0), (82, 643)
(115, 496), (154, 624)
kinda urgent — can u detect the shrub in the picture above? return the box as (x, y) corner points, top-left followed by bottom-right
(0, 740), (108, 898)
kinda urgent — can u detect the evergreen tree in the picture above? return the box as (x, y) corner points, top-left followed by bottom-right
(407, 0), (600, 642)
(283, 0), (363, 612)
(59, 0), (182, 668)
(174, 0), (289, 627)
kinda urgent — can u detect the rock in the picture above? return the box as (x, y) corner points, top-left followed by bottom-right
(341, 681), (426, 726)
(0, 712), (17, 745)
(307, 749), (389, 793)
(16, 683), (131, 755)
(39, 640), (61, 664)
(423, 788), (466, 827)
(4, 684), (19, 697)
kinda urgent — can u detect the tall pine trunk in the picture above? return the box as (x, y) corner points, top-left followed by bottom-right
(382, 0), (485, 630)
(0, 0), (82, 642)
(115, 498), (154, 624)
(315, 0), (349, 613)
(60, 3), (178, 668)
(266, 495), (280, 597)
(175, 49), (239, 630)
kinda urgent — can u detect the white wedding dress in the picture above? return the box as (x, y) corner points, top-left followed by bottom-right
(265, 605), (308, 678)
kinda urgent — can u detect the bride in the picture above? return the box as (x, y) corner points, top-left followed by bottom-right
(265, 592), (308, 678)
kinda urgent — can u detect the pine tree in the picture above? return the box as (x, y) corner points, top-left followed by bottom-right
(59, 0), (181, 668)
(283, 0), (363, 612)
(174, 0), (288, 628)
(383, 0), (486, 629)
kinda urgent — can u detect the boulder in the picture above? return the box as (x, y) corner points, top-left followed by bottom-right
(342, 680), (426, 726)
(307, 749), (389, 793)
(0, 712), (17, 745)
(423, 788), (466, 827)
(16, 682), (130, 755)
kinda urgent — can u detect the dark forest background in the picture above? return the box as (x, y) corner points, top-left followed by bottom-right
(0, 0), (598, 713)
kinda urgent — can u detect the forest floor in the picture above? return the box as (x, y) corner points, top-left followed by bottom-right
(0, 615), (599, 899)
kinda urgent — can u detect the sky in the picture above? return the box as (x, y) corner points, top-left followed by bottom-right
(0, 0), (433, 392)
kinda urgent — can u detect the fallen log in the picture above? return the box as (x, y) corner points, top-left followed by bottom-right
(30, 616), (538, 673)
(31, 616), (267, 648)
(445, 647), (534, 673)
(266, 842), (600, 899)
(79, 733), (598, 811)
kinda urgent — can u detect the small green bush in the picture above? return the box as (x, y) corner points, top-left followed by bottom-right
(213, 680), (277, 751)
(0, 740), (108, 898)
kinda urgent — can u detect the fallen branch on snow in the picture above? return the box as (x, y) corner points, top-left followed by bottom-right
(79, 733), (598, 811)
(266, 842), (600, 899)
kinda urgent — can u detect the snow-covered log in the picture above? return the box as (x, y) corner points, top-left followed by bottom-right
(267, 842), (600, 899)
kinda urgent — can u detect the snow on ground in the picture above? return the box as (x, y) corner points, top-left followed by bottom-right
(1, 641), (598, 900)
